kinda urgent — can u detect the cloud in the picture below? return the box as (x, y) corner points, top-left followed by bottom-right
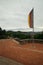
(0, 0), (43, 31)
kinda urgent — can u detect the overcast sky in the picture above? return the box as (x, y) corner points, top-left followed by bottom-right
(0, 0), (43, 31)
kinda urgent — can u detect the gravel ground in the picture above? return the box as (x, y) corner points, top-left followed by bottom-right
(0, 56), (23, 65)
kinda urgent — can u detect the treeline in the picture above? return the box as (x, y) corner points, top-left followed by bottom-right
(0, 27), (43, 39)
(0, 27), (7, 39)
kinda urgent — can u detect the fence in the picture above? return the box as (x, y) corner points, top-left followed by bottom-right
(14, 38), (43, 44)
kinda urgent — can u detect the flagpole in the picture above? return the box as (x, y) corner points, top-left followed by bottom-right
(32, 8), (35, 48)
(32, 22), (34, 47)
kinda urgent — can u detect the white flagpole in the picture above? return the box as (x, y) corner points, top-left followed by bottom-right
(32, 8), (35, 48)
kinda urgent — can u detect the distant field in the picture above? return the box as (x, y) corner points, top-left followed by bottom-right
(0, 39), (43, 65)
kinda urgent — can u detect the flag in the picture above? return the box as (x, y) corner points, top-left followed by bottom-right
(28, 9), (34, 28)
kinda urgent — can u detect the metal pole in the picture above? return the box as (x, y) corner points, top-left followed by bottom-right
(32, 8), (35, 48)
